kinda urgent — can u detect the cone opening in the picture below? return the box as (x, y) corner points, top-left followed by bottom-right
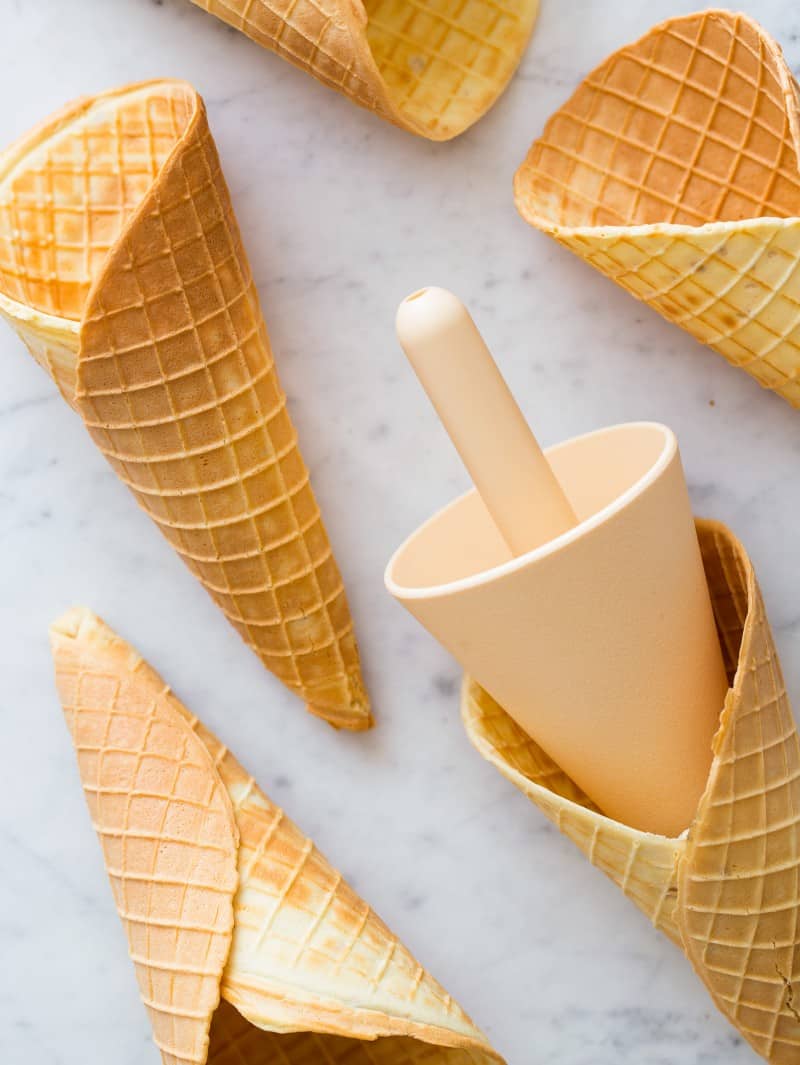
(517, 11), (800, 229)
(208, 999), (500, 1063)
(363, 0), (539, 137)
(0, 81), (196, 324)
(386, 421), (675, 597)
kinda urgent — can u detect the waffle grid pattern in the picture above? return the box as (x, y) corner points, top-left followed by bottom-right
(196, 0), (377, 110)
(192, 0), (537, 139)
(78, 102), (366, 722)
(0, 86), (193, 322)
(519, 13), (800, 228)
(681, 528), (800, 1062)
(180, 715), (495, 1051)
(463, 521), (800, 1060)
(515, 11), (800, 407)
(52, 610), (238, 1065)
(563, 218), (800, 406)
(53, 610), (499, 1065)
(0, 83), (369, 727)
(363, 0), (530, 137)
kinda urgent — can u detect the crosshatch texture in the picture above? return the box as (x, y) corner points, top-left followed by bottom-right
(193, 0), (539, 140)
(51, 608), (501, 1065)
(463, 520), (800, 1063)
(515, 10), (800, 407)
(51, 608), (239, 1065)
(0, 81), (371, 729)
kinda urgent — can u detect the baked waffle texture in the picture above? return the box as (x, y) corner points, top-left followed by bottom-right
(515, 10), (800, 407)
(192, 0), (539, 140)
(463, 521), (800, 1063)
(0, 81), (371, 730)
(51, 607), (502, 1065)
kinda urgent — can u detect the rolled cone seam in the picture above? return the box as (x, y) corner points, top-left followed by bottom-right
(191, 0), (540, 141)
(0, 80), (371, 730)
(463, 520), (800, 1063)
(51, 606), (503, 1065)
(514, 9), (800, 408)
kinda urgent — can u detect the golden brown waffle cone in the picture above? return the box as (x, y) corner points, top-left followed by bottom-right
(193, 0), (538, 141)
(0, 81), (371, 730)
(463, 520), (800, 1062)
(51, 607), (502, 1065)
(514, 10), (800, 408)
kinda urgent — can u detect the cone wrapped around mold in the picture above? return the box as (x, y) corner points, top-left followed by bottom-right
(514, 10), (800, 407)
(50, 607), (502, 1065)
(0, 80), (370, 730)
(192, 0), (539, 141)
(463, 520), (800, 1063)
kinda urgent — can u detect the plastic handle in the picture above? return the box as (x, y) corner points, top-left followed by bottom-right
(396, 287), (577, 556)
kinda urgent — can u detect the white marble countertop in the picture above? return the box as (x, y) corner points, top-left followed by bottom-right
(2, 1), (800, 1062)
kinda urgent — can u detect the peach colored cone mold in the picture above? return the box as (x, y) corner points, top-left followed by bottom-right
(0, 81), (370, 730)
(462, 522), (800, 1063)
(387, 422), (728, 839)
(50, 607), (502, 1065)
(514, 10), (800, 407)
(192, 0), (539, 141)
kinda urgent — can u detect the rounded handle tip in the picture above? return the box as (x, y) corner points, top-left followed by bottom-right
(396, 287), (470, 360)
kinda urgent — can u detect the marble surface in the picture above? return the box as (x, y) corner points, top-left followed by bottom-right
(2, 1), (800, 1062)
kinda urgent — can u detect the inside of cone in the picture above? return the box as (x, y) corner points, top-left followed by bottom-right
(517, 11), (800, 229)
(388, 423), (669, 590)
(208, 999), (496, 1064)
(362, 0), (538, 137)
(0, 81), (195, 324)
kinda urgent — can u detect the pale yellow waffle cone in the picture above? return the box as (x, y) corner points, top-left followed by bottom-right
(192, 0), (539, 141)
(50, 607), (502, 1065)
(462, 520), (800, 1062)
(0, 81), (371, 730)
(515, 10), (800, 408)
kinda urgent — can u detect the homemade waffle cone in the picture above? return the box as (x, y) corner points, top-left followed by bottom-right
(515, 10), (800, 408)
(51, 607), (501, 1065)
(192, 0), (539, 140)
(463, 520), (800, 1062)
(0, 81), (370, 730)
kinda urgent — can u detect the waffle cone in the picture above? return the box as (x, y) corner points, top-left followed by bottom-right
(514, 10), (800, 408)
(192, 0), (538, 141)
(463, 520), (800, 1062)
(0, 81), (370, 730)
(51, 607), (502, 1065)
